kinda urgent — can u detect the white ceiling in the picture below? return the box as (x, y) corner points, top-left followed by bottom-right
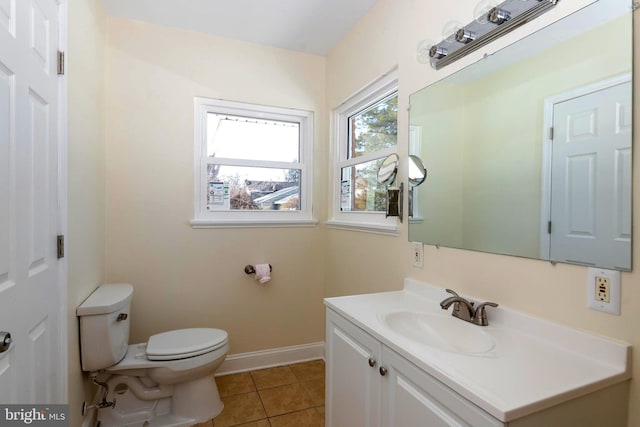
(100, 0), (379, 55)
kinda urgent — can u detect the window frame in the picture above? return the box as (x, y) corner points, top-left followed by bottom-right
(192, 97), (315, 228)
(327, 71), (399, 234)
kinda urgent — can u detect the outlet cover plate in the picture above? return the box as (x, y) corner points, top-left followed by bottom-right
(587, 267), (621, 315)
(412, 242), (424, 268)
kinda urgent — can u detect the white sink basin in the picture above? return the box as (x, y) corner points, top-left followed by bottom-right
(384, 311), (495, 354)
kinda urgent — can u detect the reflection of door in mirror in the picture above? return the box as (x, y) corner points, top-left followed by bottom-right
(543, 77), (632, 270)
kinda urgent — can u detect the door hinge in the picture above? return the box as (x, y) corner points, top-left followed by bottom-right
(57, 51), (65, 75)
(548, 126), (554, 140)
(57, 235), (64, 259)
(547, 221), (552, 234)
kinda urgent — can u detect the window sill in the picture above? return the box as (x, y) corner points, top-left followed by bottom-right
(191, 218), (318, 229)
(325, 219), (399, 236)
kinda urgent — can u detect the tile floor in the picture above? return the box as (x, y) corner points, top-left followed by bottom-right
(194, 360), (325, 427)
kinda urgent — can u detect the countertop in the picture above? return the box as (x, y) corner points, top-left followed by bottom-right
(324, 278), (631, 422)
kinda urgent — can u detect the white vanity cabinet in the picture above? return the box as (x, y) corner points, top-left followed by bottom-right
(326, 309), (501, 427)
(326, 303), (630, 427)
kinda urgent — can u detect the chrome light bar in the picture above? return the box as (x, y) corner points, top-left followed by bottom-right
(429, 0), (559, 70)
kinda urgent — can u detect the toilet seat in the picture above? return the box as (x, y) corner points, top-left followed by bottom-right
(106, 328), (229, 373)
(147, 328), (228, 361)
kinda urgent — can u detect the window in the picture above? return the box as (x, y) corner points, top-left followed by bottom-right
(192, 98), (314, 227)
(328, 71), (399, 233)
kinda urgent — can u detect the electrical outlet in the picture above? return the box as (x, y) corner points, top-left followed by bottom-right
(412, 242), (423, 268)
(587, 268), (621, 315)
(595, 276), (610, 303)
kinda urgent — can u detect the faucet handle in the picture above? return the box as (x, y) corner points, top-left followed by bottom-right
(473, 302), (498, 326)
(445, 289), (459, 297)
(476, 301), (498, 309)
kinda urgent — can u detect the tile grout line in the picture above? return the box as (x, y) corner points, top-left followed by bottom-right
(215, 362), (325, 427)
(252, 370), (270, 424)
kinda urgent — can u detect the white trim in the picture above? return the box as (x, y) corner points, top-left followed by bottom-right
(539, 73), (632, 259)
(56, 0), (69, 402)
(191, 218), (318, 228)
(338, 146), (397, 169)
(217, 342), (325, 375)
(329, 68), (400, 232)
(334, 68), (398, 113)
(325, 220), (399, 236)
(193, 97), (315, 227)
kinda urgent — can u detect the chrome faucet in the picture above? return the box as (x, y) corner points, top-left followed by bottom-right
(440, 289), (498, 326)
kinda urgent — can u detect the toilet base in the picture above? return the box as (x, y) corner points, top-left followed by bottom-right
(172, 375), (224, 421)
(96, 375), (223, 427)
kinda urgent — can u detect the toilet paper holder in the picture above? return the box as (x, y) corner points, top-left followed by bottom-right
(244, 264), (273, 275)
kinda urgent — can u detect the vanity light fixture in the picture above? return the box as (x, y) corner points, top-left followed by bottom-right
(429, 45), (448, 59)
(455, 29), (477, 44)
(423, 0), (559, 69)
(487, 7), (512, 24)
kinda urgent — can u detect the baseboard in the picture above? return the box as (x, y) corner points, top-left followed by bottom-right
(217, 341), (325, 376)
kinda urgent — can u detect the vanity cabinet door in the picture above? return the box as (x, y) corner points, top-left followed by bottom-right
(326, 310), (382, 427)
(380, 347), (503, 427)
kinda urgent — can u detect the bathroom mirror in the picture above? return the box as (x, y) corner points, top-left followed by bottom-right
(409, 0), (632, 270)
(377, 153), (400, 185)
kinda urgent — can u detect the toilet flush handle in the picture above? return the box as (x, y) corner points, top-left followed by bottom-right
(117, 313), (128, 321)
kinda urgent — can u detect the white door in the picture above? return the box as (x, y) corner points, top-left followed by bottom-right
(0, 0), (64, 403)
(549, 78), (632, 270)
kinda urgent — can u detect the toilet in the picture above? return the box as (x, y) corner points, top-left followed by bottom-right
(77, 283), (228, 427)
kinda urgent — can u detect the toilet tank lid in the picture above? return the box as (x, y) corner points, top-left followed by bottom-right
(77, 283), (134, 316)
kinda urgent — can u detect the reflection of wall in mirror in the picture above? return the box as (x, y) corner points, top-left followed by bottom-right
(410, 81), (466, 246)
(410, 15), (631, 259)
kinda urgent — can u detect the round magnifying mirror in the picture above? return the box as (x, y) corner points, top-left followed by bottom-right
(377, 153), (400, 186)
(408, 155), (427, 187)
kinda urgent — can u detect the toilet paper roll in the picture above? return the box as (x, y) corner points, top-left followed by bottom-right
(254, 264), (271, 284)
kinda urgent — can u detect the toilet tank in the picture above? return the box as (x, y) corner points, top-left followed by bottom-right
(77, 283), (133, 372)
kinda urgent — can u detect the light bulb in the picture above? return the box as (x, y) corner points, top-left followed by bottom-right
(442, 21), (463, 43)
(473, 0), (497, 24)
(416, 39), (434, 64)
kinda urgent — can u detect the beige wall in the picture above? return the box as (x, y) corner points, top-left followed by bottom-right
(103, 17), (327, 354)
(326, 0), (640, 426)
(67, 0), (107, 424)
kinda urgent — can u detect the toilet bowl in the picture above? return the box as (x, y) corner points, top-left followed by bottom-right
(77, 283), (228, 427)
